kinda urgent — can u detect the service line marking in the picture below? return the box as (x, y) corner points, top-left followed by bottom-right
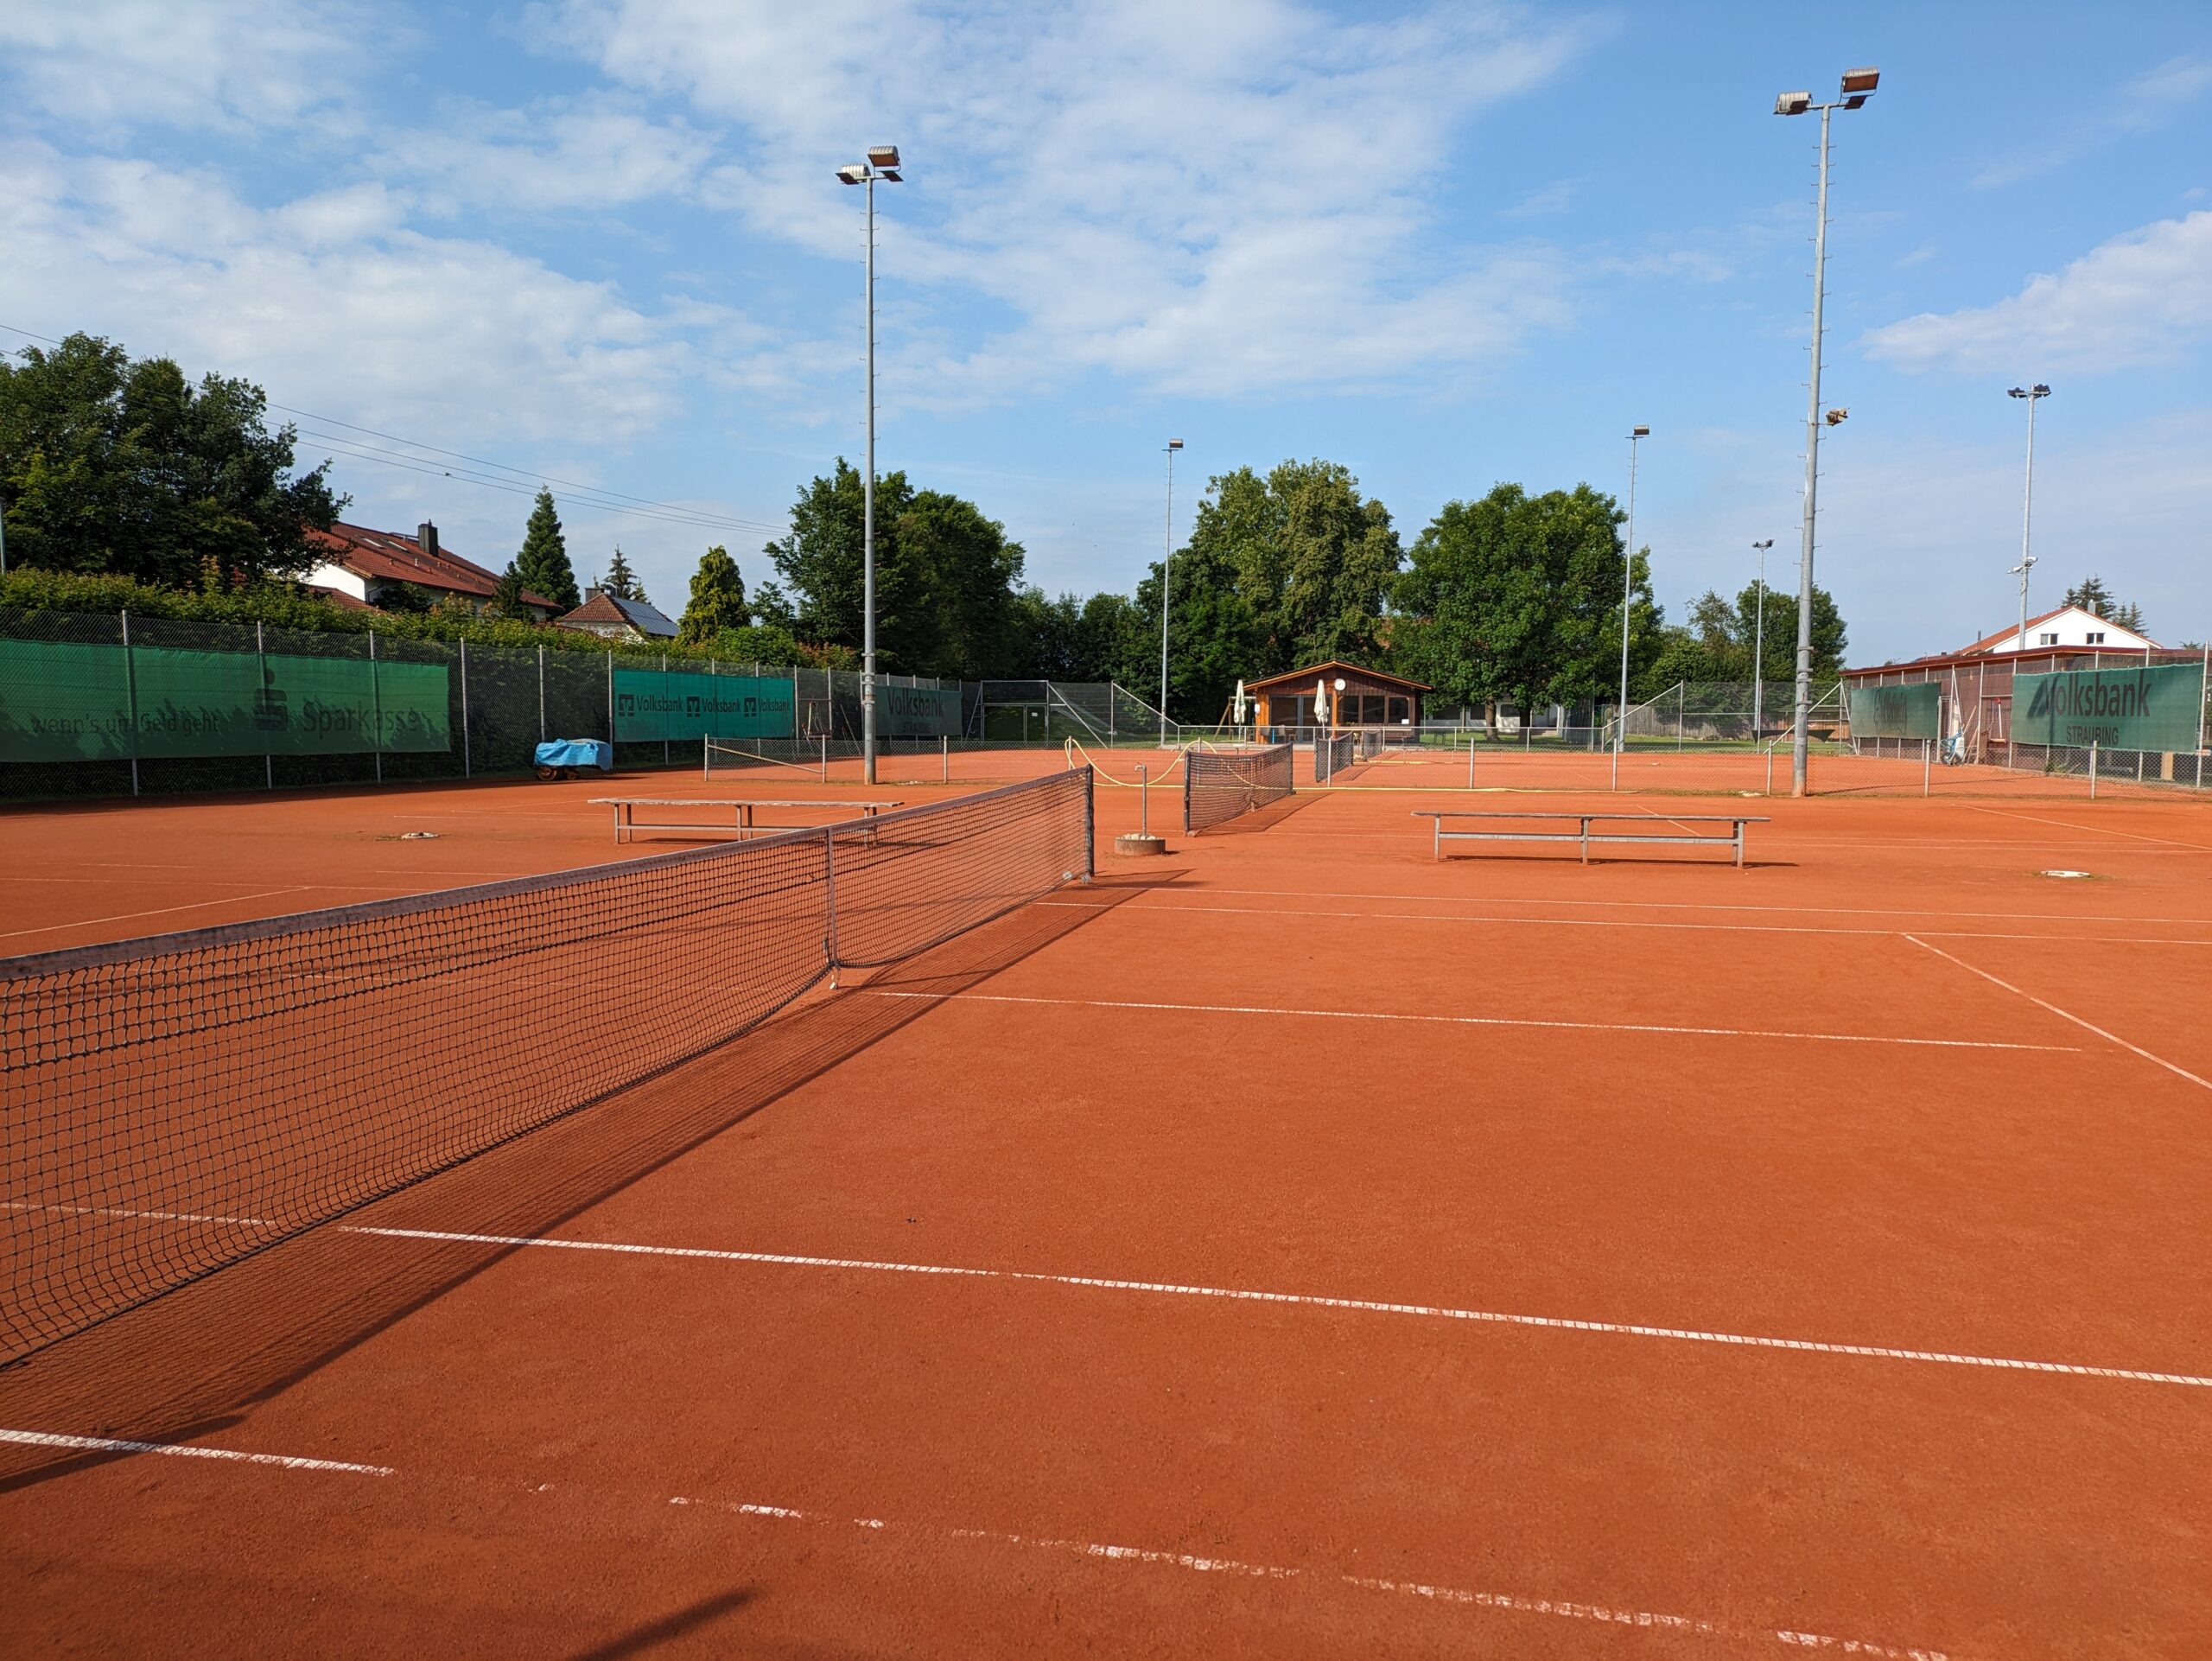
(0, 1429), (1955, 1658)
(870, 987), (2075, 1053)
(1043, 896), (2212, 949)
(345, 1225), (2212, 1391)
(0, 1427), (391, 1474)
(1966, 804), (2212, 852)
(1904, 936), (2212, 1095)
(0, 888), (312, 943)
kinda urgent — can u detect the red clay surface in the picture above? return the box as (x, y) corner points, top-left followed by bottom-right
(3, 749), (2211, 1658)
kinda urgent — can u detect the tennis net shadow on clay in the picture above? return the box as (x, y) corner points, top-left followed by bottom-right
(0, 869), (1172, 1489)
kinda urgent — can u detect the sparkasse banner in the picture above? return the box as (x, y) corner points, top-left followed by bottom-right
(2012, 663), (2205, 753)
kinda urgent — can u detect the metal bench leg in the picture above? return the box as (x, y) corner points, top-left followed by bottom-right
(1735, 822), (1745, 868)
(1580, 817), (1590, 864)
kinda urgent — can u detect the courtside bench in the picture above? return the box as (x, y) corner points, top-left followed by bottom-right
(591, 798), (902, 844)
(1414, 810), (1768, 867)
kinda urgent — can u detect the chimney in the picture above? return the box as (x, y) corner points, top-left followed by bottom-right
(417, 521), (439, 557)
(586, 584), (603, 601)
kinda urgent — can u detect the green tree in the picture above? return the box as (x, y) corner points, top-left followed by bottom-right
(1733, 579), (1846, 685)
(1392, 483), (1659, 726)
(891, 490), (1027, 678)
(709, 621), (802, 666)
(515, 487), (580, 611)
(1074, 591), (1145, 684)
(677, 544), (751, 646)
(491, 561), (533, 620)
(2063, 575), (2113, 616)
(1127, 544), (1260, 722)
(1186, 459), (1401, 673)
(762, 460), (913, 647)
(601, 545), (648, 602)
(0, 332), (344, 586)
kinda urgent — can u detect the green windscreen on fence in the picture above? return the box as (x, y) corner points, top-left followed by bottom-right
(611, 669), (795, 742)
(2012, 663), (2205, 752)
(880, 684), (962, 737)
(0, 639), (448, 762)
(1848, 681), (1941, 740)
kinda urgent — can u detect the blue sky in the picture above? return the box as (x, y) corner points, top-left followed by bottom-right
(3, 1), (2207, 662)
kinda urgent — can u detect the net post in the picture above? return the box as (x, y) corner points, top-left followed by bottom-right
(2089, 741), (2098, 799)
(823, 826), (841, 986)
(1467, 733), (1474, 791)
(1083, 762), (1096, 881)
(822, 732), (829, 781)
(942, 734), (949, 783)
(702, 734), (709, 781)
(1138, 763), (1148, 836)
(1923, 737), (1930, 797)
(121, 608), (140, 797)
(460, 639), (471, 778)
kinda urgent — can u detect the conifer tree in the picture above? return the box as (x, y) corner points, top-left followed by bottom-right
(601, 545), (648, 602)
(678, 544), (750, 646)
(515, 488), (580, 611)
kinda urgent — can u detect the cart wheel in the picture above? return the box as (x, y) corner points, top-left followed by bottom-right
(536, 765), (558, 780)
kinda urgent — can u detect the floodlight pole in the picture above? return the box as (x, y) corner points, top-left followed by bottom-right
(1752, 539), (1773, 741)
(1776, 69), (1877, 798)
(838, 146), (903, 783)
(1613, 426), (1648, 790)
(862, 169), (878, 783)
(2009, 384), (2050, 654)
(1160, 439), (1182, 745)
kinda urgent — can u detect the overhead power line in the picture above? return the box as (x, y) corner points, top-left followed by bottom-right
(0, 320), (786, 540)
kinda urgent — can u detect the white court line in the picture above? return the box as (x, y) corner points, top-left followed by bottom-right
(0, 888), (312, 943)
(0, 1427), (1952, 1658)
(0, 1427), (391, 1474)
(1045, 897), (2212, 949)
(1185, 884), (2212, 930)
(1965, 805), (2212, 852)
(346, 1225), (2212, 1391)
(870, 987), (2074, 1053)
(1905, 936), (2212, 1095)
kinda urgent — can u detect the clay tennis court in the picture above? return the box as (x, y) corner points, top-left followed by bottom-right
(4, 754), (2211, 1658)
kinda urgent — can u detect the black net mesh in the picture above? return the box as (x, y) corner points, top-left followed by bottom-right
(1183, 743), (1294, 833)
(0, 768), (1093, 1364)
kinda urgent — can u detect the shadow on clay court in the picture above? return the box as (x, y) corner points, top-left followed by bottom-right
(566, 1587), (759, 1660)
(0, 872), (1175, 1490)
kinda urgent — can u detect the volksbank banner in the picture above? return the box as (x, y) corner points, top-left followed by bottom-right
(0, 639), (449, 763)
(878, 683), (961, 737)
(1847, 682), (1940, 740)
(612, 669), (795, 742)
(2012, 663), (2205, 753)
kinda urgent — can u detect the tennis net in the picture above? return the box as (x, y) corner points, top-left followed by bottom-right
(1316, 731), (1356, 784)
(0, 768), (1094, 1365)
(1183, 742), (1294, 833)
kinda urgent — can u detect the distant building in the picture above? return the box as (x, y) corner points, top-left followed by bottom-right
(1245, 660), (1429, 737)
(554, 589), (680, 642)
(1949, 605), (2158, 657)
(304, 520), (558, 620)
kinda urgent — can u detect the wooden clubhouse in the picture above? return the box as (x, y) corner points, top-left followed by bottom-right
(1247, 660), (1430, 739)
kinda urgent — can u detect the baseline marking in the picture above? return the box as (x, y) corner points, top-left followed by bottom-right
(1187, 884), (2212, 930)
(1041, 897), (2212, 949)
(0, 1427), (391, 1474)
(871, 988), (2074, 1053)
(347, 1225), (2212, 1391)
(1904, 935), (2212, 1094)
(0, 1428), (1955, 1658)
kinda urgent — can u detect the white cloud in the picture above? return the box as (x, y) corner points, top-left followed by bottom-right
(0, 0), (391, 134)
(1861, 212), (2212, 374)
(374, 98), (716, 215)
(546, 0), (1604, 401)
(0, 140), (702, 446)
(1973, 54), (2212, 188)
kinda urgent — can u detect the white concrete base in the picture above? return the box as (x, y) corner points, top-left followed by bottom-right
(1114, 832), (1169, 857)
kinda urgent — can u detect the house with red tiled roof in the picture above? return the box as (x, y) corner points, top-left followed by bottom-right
(303, 520), (558, 620)
(554, 589), (680, 642)
(1950, 604), (2158, 658)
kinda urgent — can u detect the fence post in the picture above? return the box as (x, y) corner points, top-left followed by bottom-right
(460, 639), (471, 778)
(2089, 741), (2098, 799)
(369, 629), (382, 785)
(942, 734), (949, 783)
(537, 646), (546, 743)
(257, 620), (272, 790)
(1467, 734), (1474, 791)
(661, 652), (669, 767)
(120, 609), (141, 797)
(606, 651), (614, 748)
(1923, 736), (1930, 798)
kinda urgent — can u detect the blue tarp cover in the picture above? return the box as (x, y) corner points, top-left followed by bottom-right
(535, 739), (613, 770)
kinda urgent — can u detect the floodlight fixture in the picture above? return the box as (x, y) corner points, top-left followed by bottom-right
(836, 164), (867, 184)
(867, 145), (901, 169)
(1775, 90), (1812, 116)
(1840, 67), (1880, 96)
(878, 169), (901, 182)
(1166, 438), (1184, 450)
(1630, 425), (1650, 437)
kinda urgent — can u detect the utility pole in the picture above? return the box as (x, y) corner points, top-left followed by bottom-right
(2009, 384), (2051, 653)
(1751, 539), (1773, 741)
(1159, 439), (1183, 745)
(1613, 426), (1649, 790)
